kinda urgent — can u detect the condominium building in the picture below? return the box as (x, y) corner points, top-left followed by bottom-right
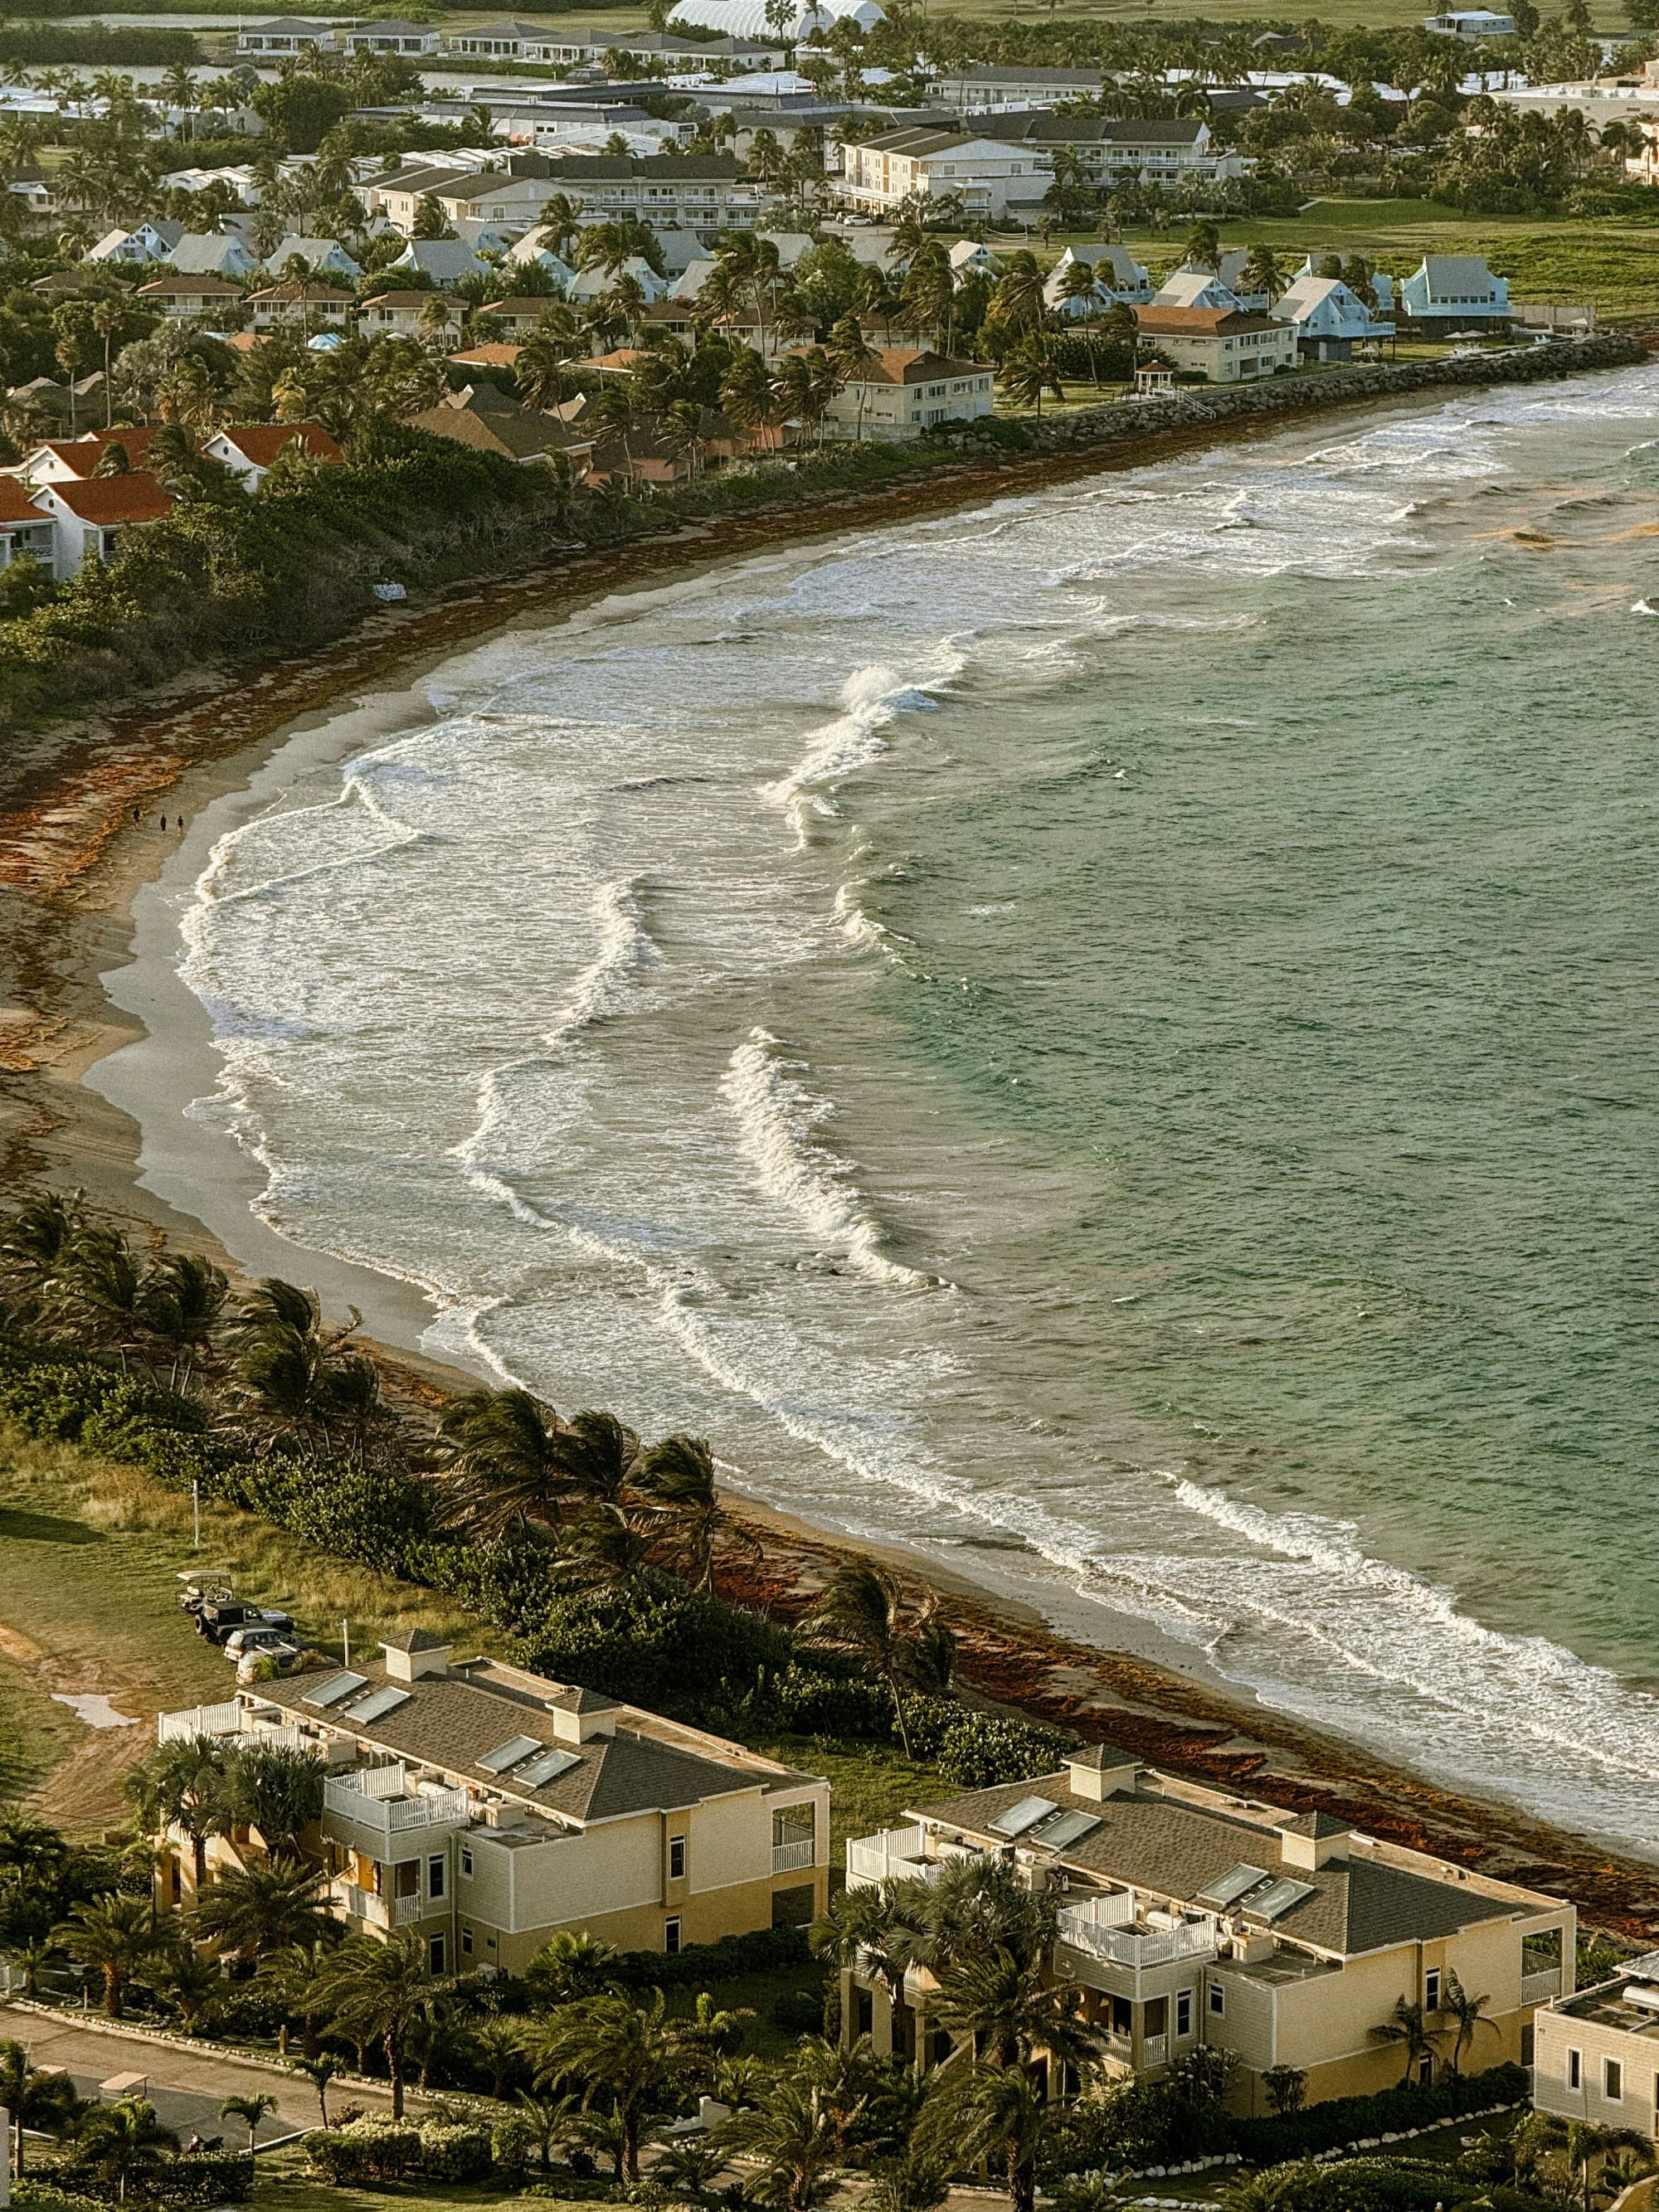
(843, 1742), (1574, 2112)
(1535, 1959), (1659, 2143)
(154, 1635), (830, 1975)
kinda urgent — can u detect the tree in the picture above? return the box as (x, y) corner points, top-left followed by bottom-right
(72, 2097), (179, 2203)
(1183, 217), (1223, 270)
(438, 1385), (572, 1537)
(1368, 1996), (1439, 2083)
(57, 1894), (160, 2017)
(221, 2093), (278, 2156)
(152, 1945), (226, 2035)
(1261, 2064), (1306, 2116)
(932, 1942), (1101, 2073)
(516, 308), (584, 413)
(803, 1563), (953, 1758)
(913, 2061), (1050, 2212)
(527, 1988), (698, 2180)
(1241, 243), (1286, 304)
(126, 1733), (231, 1892)
(316, 1928), (446, 2120)
(989, 250), (1048, 338)
(525, 1928), (618, 2005)
(193, 1855), (335, 1966)
(635, 1432), (756, 1590)
(999, 333), (1065, 418)
(718, 2073), (839, 2212)
(294, 2051), (338, 2127)
(0, 2039), (80, 2176)
(1441, 1971), (1496, 2075)
(223, 1743), (325, 1855)
(138, 1251), (228, 1392)
(826, 314), (878, 440)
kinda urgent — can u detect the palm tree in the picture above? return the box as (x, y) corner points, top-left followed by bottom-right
(152, 1945), (226, 2035)
(57, 1895), (160, 2017)
(0, 1190), (85, 1310)
(437, 1385), (572, 1538)
(990, 250), (1048, 338)
(221, 2093), (278, 2156)
(1519, 2116), (1652, 2212)
(1440, 1971), (1496, 2075)
(803, 1563), (954, 1757)
(1057, 256), (1104, 379)
(1182, 217), (1223, 270)
(809, 1878), (910, 2010)
(417, 293), (453, 350)
(1241, 243), (1286, 305)
(0, 2040), (80, 2176)
(294, 2051), (338, 2127)
(194, 1856), (334, 1966)
(316, 1929), (446, 2119)
(913, 2059), (1050, 2212)
(63, 1223), (148, 1365)
(72, 2097), (179, 2203)
(717, 2073), (839, 2212)
(138, 1251), (228, 1392)
(225, 1742), (325, 1855)
(932, 1942), (1101, 2073)
(526, 1988), (698, 2180)
(525, 1928), (618, 2005)
(559, 1408), (641, 1502)
(635, 1433), (757, 1591)
(516, 308), (583, 413)
(999, 333), (1065, 420)
(226, 1279), (367, 1449)
(1369, 1996), (1439, 2083)
(827, 315), (879, 441)
(258, 1940), (337, 2057)
(127, 1734), (231, 1894)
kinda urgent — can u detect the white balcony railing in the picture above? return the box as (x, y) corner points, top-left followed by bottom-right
(1057, 1907), (1218, 1973)
(159, 1702), (244, 1743)
(392, 1892), (425, 1926)
(846, 1826), (941, 1889)
(341, 1884), (386, 1926)
(1142, 2034), (1169, 2068)
(324, 1772), (469, 1837)
(1522, 1967), (1564, 2005)
(772, 1839), (816, 1874)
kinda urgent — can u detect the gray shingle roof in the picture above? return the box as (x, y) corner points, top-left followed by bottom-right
(916, 1771), (1517, 1957)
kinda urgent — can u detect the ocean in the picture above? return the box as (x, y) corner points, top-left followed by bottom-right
(167, 359), (1659, 1859)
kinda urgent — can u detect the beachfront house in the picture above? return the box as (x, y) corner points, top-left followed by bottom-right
(1397, 255), (1511, 333)
(0, 479), (58, 571)
(152, 1636), (830, 1970)
(27, 473), (174, 578)
(200, 422), (343, 489)
(803, 345), (995, 440)
(134, 271), (246, 321)
(1045, 242), (1153, 313)
(1135, 303), (1298, 382)
(843, 1741), (1575, 2112)
(841, 127), (1054, 224)
(1534, 1957), (1659, 2143)
(236, 16), (336, 53)
(1271, 273), (1395, 359)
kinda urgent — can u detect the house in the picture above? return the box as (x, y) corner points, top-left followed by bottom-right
(28, 472), (173, 578)
(22, 425), (166, 485)
(1151, 268), (1248, 313)
(1044, 242), (1152, 312)
(87, 220), (183, 265)
(0, 479), (57, 571)
(949, 238), (1003, 284)
(841, 127), (1053, 223)
(1397, 255), (1511, 331)
(165, 231), (259, 280)
(568, 255), (669, 304)
(152, 1636), (828, 1968)
(805, 345), (994, 440)
(1535, 1957), (1659, 2143)
(929, 63), (1104, 109)
(246, 280), (355, 332)
(450, 341), (525, 371)
(408, 383), (596, 469)
(503, 232), (577, 288)
(359, 290), (465, 347)
(264, 235), (362, 280)
(525, 25), (786, 67)
(1424, 8), (1515, 32)
(386, 240), (496, 289)
(409, 169), (571, 233)
(843, 1742), (1574, 2111)
(134, 271), (246, 320)
(201, 421), (343, 488)
(345, 17), (442, 53)
(978, 111), (1253, 192)
(236, 16), (336, 52)
(1136, 304), (1299, 382)
(536, 153), (769, 236)
(443, 19), (550, 57)
(474, 296), (571, 338)
(1270, 273), (1394, 359)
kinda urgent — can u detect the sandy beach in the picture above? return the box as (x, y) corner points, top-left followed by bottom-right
(8, 391), (1659, 1947)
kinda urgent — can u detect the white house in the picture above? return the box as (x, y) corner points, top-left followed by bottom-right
(27, 473), (174, 578)
(1152, 268), (1247, 313)
(202, 421), (343, 487)
(386, 240), (495, 289)
(1045, 242), (1151, 312)
(263, 235), (362, 280)
(669, 0), (886, 36)
(1398, 254), (1511, 330)
(0, 479), (58, 571)
(87, 221), (182, 265)
(841, 126), (1053, 223)
(1424, 8), (1515, 33)
(1270, 273), (1394, 358)
(345, 17), (442, 52)
(973, 112), (1253, 192)
(568, 255), (670, 304)
(808, 345), (994, 440)
(1136, 303), (1299, 382)
(133, 271), (246, 320)
(949, 238), (1002, 284)
(931, 63), (1105, 109)
(236, 16), (335, 52)
(166, 231), (259, 280)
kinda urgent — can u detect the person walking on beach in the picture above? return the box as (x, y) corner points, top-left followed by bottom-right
(159, 814), (168, 829)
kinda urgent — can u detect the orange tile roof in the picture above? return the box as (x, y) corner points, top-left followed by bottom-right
(212, 422), (343, 467)
(0, 481), (49, 525)
(450, 342), (523, 367)
(40, 473), (174, 523)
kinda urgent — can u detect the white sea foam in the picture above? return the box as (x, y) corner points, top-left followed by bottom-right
(721, 1028), (933, 1287)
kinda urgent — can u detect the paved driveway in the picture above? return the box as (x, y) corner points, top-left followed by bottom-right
(0, 2005), (403, 2144)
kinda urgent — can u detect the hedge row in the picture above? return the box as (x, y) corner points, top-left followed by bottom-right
(304, 2117), (492, 2185)
(609, 1922), (810, 1991)
(1229, 2062), (1531, 2165)
(27, 2154), (254, 2208)
(1250, 2159), (1551, 2212)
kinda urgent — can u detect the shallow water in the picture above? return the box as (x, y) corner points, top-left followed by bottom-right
(176, 362), (1659, 1857)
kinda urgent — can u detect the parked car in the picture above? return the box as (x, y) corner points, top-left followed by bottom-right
(222, 1625), (304, 1661)
(197, 1601), (294, 1645)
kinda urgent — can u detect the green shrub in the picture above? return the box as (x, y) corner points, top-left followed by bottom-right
(305, 2117), (425, 2183)
(15, 2184), (107, 2212)
(1227, 2061), (1530, 2165)
(55, 2152), (253, 2205)
(609, 1923), (810, 1991)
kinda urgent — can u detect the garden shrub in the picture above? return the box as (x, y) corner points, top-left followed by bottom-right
(610, 1922), (810, 1991)
(55, 2152), (253, 2205)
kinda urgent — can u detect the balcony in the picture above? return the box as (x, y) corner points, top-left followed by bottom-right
(338, 1884), (424, 1928)
(1056, 1903), (1218, 1992)
(1523, 1968), (1564, 2005)
(846, 1827), (945, 1889)
(160, 1703), (312, 1754)
(772, 1838), (816, 1874)
(324, 1766), (470, 1843)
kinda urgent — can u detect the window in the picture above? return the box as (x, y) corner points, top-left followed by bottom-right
(664, 1917), (683, 1955)
(1209, 1983), (1226, 2018)
(460, 1845), (473, 1877)
(1569, 2049), (1583, 2092)
(1425, 1970), (1442, 2012)
(461, 1926), (473, 1956)
(1418, 2054), (1434, 2087)
(669, 1834), (686, 1880)
(428, 1932), (445, 1974)
(1605, 2059), (1623, 2103)
(1177, 1991), (1194, 2039)
(428, 1854), (445, 1901)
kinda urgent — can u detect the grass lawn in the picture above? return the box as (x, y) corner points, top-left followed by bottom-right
(1019, 203), (1659, 320)
(0, 1419), (508, 1835)
(259, 2146), (593, 2212)
(756, 1733), (954, 1868)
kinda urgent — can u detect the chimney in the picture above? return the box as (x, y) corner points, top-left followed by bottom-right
(548, 1686), (619, 1745)
(1279, 1812), (1350, 1869)
(381, 1631), (450, 1684)
(1066, 1742), (1141, 1803)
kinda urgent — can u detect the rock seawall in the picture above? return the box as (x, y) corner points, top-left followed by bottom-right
(950, 332), (1650, 457)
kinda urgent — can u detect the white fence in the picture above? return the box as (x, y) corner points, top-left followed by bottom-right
(1057, 1907), (1217, 1971)
(845, 1826), (941, 1889)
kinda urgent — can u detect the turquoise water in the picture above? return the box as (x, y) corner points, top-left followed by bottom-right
(168, 360), (1659, 1855)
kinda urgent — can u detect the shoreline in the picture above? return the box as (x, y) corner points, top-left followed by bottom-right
(7, 369), (1659, 1936)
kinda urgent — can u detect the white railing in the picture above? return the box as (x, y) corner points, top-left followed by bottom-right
(1057, 1908), (1217, 1972)
(341, 1884), (386, 1925)
(772, 1839), (816, 1874)
(1522, 1968), (1564, 2005)
(392, 1892), (425, 1927)
(324, 1774), (469, 1836)
(846, 1826), (941, 1889)
(1143, 2033), (1169, 2068)
(159, 1702), (243, 1743)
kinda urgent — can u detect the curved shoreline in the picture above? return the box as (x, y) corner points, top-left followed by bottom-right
(7, 357), (1659, 1930)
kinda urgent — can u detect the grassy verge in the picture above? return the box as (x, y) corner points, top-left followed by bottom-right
(0, 1417), (507, 1833)
(258, 2146), (591, 2212)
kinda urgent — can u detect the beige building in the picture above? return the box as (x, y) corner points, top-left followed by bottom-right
(1535, 1958), (1659, 2142)
(810, 346), (995, 441)
(844, 1742), (1573, 2113)
(154, 1634), (829, 1976)
(1135, 304), (1298, 383)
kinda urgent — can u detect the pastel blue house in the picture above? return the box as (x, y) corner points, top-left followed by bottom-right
(1271, 274), (1395, 359)
(1399, 254), (1511, 330)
